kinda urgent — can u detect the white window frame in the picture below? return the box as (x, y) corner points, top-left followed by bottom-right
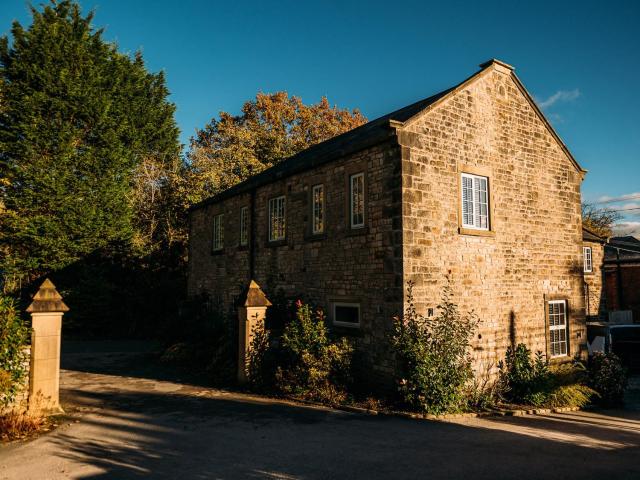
(240, 206), (249, 246)
(312, 184), (324, 234)
(350, 173), (365, 229)
(548, 300), (568, 358)
(212, 213), (224, 252)
(268, 195), (286, 242)
(583, 246), (593, 273)
(333, 302), (361, 328)
(461, 173), (490, 231)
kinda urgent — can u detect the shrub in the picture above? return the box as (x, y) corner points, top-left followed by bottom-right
(249, 300), (353, 403)
(0, 295), (29, 408)
(498, 344), (551, 406)
(392, 282), (479, 415)
(499, 344), (597, 408)
(589, 352), (628, 407)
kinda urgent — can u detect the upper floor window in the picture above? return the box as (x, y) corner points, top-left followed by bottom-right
(240, 206), (249, 246)
(212, 213), (224, 252)
(312, 184), (325, 234)
(583, 246), (593, 273)
(350, 173), (365, 228)
(461, 173), (489, 230)
(268, 196), (286, 241)
(548, 300), (568, 358)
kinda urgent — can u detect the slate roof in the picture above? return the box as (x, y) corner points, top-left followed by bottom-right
(190, 58), (584, 212)
(189, 86), (456, 211)
(582, 227), (607, 243)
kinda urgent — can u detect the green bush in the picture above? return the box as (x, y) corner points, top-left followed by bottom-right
(498, 344), (551, 406)
(589, 352), (628, 407)
(0, 295), (29, 408)
(248, 300), (353, 403)
(499, 344), (597, 408)
(391, 282), (479, 415)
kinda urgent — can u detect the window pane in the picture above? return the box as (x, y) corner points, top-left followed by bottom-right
(269, 197), (286, 241)
(240, 207), (248, 246)
(312, 185), (324, 234)
(212, 214), (224, 251)
(350, 174), (364, 228)
(335, 305), (360, 325)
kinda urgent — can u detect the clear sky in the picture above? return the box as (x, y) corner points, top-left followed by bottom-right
(2, 0), (639, 233)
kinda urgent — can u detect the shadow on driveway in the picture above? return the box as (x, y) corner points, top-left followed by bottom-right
(2, 342), (637, 479)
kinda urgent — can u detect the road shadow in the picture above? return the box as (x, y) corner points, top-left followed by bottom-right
(61, 340), (216, 388)
(48, 384), (640, 480)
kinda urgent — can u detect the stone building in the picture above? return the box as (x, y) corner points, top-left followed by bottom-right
(188, 59), (596, 382)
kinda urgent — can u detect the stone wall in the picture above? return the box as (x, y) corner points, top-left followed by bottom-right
(397, 63), (588, 376)
(188, 140), (404, 379)
(189, 61), (590, 384)
(584, 240), (606, 321)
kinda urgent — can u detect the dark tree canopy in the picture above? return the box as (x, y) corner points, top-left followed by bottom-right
(0, 0), (180, 283)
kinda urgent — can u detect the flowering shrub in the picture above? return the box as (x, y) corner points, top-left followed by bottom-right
(248, 300), (353, 403)
(0, 295), (29, 408)
(392, 282), (479, 414)
(589, 352), (628, 406)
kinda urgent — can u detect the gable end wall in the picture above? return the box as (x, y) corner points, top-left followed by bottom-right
(399, 66), (587, 374)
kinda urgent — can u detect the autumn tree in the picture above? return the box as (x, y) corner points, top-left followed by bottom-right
(184, 92), (366, 205)
(582, 202), (621, 237)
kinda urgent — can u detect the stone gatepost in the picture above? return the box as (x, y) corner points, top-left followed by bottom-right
(26, 279), (69, 414)
(237, 280), (271, 384)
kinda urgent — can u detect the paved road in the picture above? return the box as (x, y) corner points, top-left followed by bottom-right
(1, 342), (639, 479)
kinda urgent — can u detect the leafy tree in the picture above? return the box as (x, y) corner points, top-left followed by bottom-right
(184, 92), (366, 205)
(582, 202), (621, 237)
(0, 1), (180, 285)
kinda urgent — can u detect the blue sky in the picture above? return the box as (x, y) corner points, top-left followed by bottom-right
(2, 0), (639, 233)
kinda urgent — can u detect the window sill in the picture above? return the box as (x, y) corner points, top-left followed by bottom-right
(304, 232), (327, 242)
(458, 227), (495, 237)
(211, 249), (225, 256)
(331, 324), (363, 337)
(265, 239), (287, 248)
(345, 226), (369, 237)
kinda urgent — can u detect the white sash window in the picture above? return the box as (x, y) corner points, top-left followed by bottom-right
(461, 173), (489, 230)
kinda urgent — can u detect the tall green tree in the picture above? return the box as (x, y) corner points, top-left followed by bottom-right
(0, 1), (180, 285)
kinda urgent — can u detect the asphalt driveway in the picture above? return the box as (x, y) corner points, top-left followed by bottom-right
(1, 341), (639, 479)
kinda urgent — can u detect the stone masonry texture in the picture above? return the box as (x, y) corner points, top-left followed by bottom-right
(188, 61), (590, 386)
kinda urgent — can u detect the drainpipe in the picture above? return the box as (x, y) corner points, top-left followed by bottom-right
(249, 188), (256, 281)
(615, 248), (624, 310)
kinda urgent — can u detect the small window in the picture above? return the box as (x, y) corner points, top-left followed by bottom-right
(312, 184), (324, 234)
(240, 206), (249, 246)
(268, 196), (286, 241)
(333, 302), (360, 328)
(212, 213), (224, 252)
(583, 246), (593, 273)
(548, 300), (568, 358)
(461, 173), (490, 230)
(350, 173), (365, 228)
